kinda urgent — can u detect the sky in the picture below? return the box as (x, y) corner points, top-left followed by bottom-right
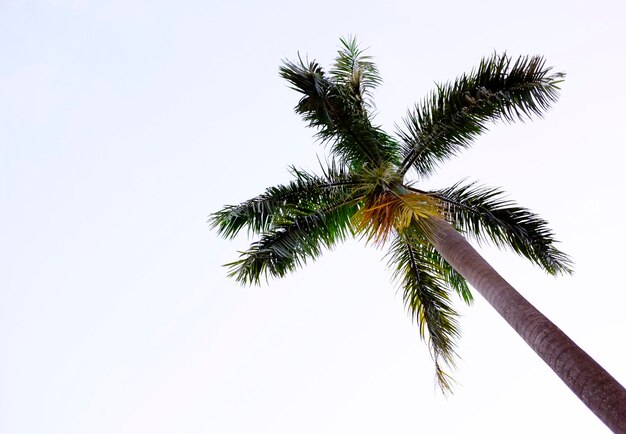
(1, 1), (625, 433)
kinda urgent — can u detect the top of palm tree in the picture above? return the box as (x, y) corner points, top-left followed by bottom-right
(211, 37), (571, 392)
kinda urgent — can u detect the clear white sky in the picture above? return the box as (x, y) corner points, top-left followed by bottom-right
(1, 1), (625, 433)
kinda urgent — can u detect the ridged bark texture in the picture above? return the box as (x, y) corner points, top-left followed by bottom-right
(428, 218), (626, 433)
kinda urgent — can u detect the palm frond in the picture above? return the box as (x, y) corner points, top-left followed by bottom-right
(386, 232), (463, 392)
(397, 53), (565, 177)
(420, 241), (473, 305)
(280, 47), (399, 168)
(279, 57), (335, 134)
(432, 181), (573, 275)
(210, 162), (356, 239)
(226, 198), (358, 285)
(330, 35), (382, 111)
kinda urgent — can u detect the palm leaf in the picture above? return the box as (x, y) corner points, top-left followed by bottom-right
(226, 197), (357, 285)
(420, 241), (473, 305)
(330, 36), (382, 111)
(397, 53), (565, 177)
(210, 162), (356, 239)
(430, 181), (573, 275)
(386, 232), (463, 392)
(280, 45), (399, 169)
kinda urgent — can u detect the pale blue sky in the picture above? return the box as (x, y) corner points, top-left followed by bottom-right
(1, 1), (625, 433)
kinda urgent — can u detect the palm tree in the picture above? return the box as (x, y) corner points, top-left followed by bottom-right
(210, 38), (626, 432)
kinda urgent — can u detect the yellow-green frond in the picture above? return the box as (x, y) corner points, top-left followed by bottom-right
(352, 192), (440, 245)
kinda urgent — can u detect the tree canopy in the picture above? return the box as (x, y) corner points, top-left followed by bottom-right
(211, 37), (571, 390)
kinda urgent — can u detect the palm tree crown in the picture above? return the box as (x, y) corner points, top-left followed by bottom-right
(211, 37), (572, 391)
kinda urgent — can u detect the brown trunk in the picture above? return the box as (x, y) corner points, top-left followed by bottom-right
(428, 217), (626, 433)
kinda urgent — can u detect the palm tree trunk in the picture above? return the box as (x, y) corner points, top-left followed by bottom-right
(428, 217), (626, 433)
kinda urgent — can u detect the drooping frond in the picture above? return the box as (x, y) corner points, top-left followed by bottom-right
(397, 53), (565, 177)
(420, 241), (473, 305)
(225, 197), (357, 285)
(432, 181), (573, 275)
(330, 36), (382, 111)
(279, 47), (399, 168)
(386, 232), (463, 392)
(210, 161), (356, 239)
(279, 57), (335, 133)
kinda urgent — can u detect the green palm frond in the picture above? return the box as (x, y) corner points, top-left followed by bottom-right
(330, 36), (382, 111)
(431, 181), (573, 275)
(398, 53), (564, 177)
(420, 242), (473, 305)
(210, 162), (356, 239)
(279, 44), (399, 168)
(226, 198), (358, 285)
(386, 232), (462, 392)
(279, 57), (335, 133)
